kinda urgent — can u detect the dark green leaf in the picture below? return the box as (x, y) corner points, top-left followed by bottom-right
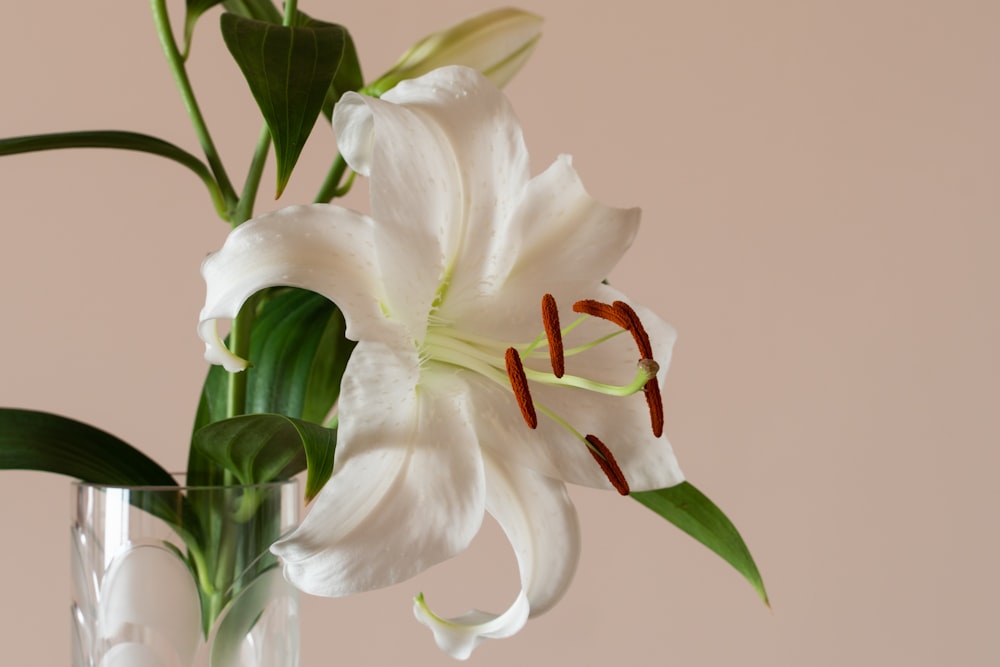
(222, 0), (282, 23)
(189, 289), (353, 492)
(246, 288), (354, 424)
(312, 21), (362, 120)
(188, 0), (225, 16)
(194, 413), (336, 501)
(0, 408), (194, 536)
(0, 408), (176, 486)
(632, 482), (769, 605)
(0, 131), (229, 217)
(188, 360), (230, 487)
(220, 13), (349, 196)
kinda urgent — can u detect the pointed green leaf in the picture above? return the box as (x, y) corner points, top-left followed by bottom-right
(632, 482), (769, 605)
(0, 409), (196, 537)
(0, 408), (176, 486)
(194, 413), (336, 501)
(0, 131), (228, 217)
(220, 13), (349, 196)
(188, 0), (225, 16)
(329, 26), (363, 99)
(184, 1), (226, 53)
(291, 10), (362, 105)
(306, 18), (363, 120)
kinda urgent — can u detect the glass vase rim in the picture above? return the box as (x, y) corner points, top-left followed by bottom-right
(73, 474), (299, 492)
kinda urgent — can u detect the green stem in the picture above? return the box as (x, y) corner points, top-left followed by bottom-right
(225, 293), (260, 420)
(283, 0), (299, 25)
(150, 0), (238, 214)
(314, 153), (350, 203)
(224, 125), (273, 420)
(233, 126), (272, 225)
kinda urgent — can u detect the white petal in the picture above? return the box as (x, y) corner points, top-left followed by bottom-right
(414, 451), (580, 659)
(271, 342), (485, 595)
(443, 154), (641, 340)
(333, 67), (531, 340)
(468, 286), (684, 491)
(97, 544), (202, 667)
(198, 204), (401, 371)
(380, 67), (531, 281)
(334, 93), (452, 339)
(413, 591), (529, 661)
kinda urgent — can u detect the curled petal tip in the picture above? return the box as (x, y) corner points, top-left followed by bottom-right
(413, 591), (530, 660)
(198, 320), (248, 373)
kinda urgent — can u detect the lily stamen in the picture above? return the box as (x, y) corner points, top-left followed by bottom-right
(584, 434), (630, 495)
(522, 359), (658, 396)
(612, 301), (664, 437)
(505, 347), (538, 429)
(612, 301), (653, 357)
(541, 293), (565, 378)
(571, 298), (665, 438)
(572, 299), (629, 328)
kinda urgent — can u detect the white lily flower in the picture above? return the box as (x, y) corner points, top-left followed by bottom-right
(198, 65), (684, 659)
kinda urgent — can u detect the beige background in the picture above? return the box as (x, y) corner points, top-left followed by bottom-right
(1, 1), (997, 665)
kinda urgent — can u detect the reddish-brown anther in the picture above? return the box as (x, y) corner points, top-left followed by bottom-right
(505, 347), (537, 429)
(572, 299), (628, 328)
(541, 293), (565, 378)
(612, 301), (664, 437)
(585, 434), (630, 495)
(612, 301), (653, 358)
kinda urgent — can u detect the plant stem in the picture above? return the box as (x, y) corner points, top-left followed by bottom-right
(283, 0), (299, 25)
(314, 153), (350, 203)
(224, 292), (261, 419)
(222, 0), (305, 419)
(150, 0), (238, 214)
(233, 126), (272, 225)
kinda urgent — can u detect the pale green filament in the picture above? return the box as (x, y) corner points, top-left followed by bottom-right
(522, 361), (657, 396)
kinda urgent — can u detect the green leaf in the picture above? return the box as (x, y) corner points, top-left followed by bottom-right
(194, 413), (336, 501)
(183, 1), (226, 54)
(0, 408), (177, 486)
(632, 482), (769, 605)
(220, 13), (350, 196)
(188, 360), (230, 487)
(329, 27), (363, 99)
(0, 409), (194, 538)
(246, 288), (355, 424)
(0, 131), (229, 218)
(188, 289), (353, 491)
(222, 0), (282, 24)
(311, 19), (362, 120)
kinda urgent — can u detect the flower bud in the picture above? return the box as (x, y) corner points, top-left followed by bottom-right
(367, 8), (543, 96)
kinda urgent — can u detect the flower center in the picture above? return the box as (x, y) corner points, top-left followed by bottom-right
(421, 294), (664, 494)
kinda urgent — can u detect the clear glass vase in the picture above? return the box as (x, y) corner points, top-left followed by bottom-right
(71, 478), (300, 667)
